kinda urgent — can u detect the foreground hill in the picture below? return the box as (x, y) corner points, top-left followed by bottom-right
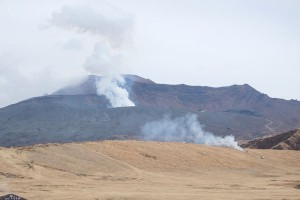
(242, 129), (300, 150)
(0, 141), (299, 200)
(1, 74), (300, 146)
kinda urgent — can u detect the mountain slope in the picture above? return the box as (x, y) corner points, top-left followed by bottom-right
(242, 129), (300, 150)
(0, 96), (268, 147)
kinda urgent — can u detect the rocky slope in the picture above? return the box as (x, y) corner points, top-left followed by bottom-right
(242, 129), (300, 150)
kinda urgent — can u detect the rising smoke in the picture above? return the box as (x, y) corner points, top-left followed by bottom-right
(83, 42), (135, 107)
(96, 74), (135, 107)
(48, 1), (135, 107)
(142, 114), (243, 151)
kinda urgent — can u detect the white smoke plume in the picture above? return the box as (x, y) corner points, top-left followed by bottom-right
(97, 74), (135, 107)
(48, 1), (135, 107)
(142, 114), (243, 151)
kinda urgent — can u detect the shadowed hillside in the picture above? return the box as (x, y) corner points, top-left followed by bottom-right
(242, 129), (300, 150)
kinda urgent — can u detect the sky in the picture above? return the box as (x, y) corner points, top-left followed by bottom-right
(0, 0), (299, 108)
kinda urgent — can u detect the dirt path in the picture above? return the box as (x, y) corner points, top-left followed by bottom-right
(265, 119), (275, 133)
(80, 144), (145, 179)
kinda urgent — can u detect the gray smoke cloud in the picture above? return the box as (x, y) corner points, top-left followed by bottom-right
(142, 114), (243, 151)
(48, 1), (135, 107)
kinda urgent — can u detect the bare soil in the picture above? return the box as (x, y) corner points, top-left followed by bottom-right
(0, 141), (299, 200)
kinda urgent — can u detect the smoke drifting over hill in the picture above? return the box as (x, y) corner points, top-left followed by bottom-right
(48, 1), (135, 107)
(142, 114), (243, 150)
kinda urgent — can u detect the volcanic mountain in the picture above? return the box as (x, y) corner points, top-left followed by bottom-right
(0, 74), (300, 147)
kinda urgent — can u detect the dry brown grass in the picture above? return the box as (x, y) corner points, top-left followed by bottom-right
(0, 141), (300, 200)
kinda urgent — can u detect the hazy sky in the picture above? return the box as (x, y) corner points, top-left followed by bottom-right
(0, 0), (300, 108)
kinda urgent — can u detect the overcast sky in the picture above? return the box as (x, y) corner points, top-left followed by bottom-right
(0, 0), (300, 108)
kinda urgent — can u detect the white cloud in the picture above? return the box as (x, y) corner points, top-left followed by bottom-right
(62, 39), (83, 51)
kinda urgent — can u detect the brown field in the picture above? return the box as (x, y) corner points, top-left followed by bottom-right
(0, 141), (300, 200)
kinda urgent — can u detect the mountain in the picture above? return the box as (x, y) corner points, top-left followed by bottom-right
(55, 75), (300, 132)
(1, 74), (300, 147)
(54, 75), (300, 128)
(241, 129), (300, 150)
(132, 81), (300, 131)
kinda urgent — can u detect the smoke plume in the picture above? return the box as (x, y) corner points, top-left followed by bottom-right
(48, 1), (135, 107)
(142, 114), (243, 151)
(49, 2), (133, 48)
(96, 74), (135, 107)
